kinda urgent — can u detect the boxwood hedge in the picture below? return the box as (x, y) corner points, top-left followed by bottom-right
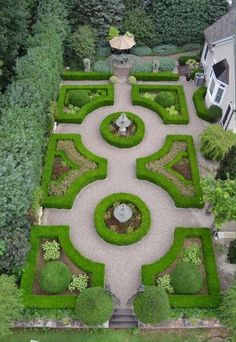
(62, 71), (112, 80)
(131, 72), (179, 81)
(56, 84), (114, 123)
(94, 193), (151, 245)
(192, 86), (216, 123)
(100, 112), (145, 148)
(20, 225), (105, 308)
(141, 227), (220, 308)
(41, 134), (107, 209)
(136, 135), (203, 208)
(132, 84), (189, 124)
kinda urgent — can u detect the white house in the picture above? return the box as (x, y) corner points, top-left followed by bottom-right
(201, 9), (235, 131)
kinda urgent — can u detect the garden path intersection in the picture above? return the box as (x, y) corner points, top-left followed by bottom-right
(43, 78), (212, 307)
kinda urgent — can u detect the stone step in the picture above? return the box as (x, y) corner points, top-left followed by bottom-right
(113, 308), (133, 315)
(218, 231), (236, 239)
(109, 308), (138, 328)
(109, 321), (138, 328)
(111, 315), (138, 323)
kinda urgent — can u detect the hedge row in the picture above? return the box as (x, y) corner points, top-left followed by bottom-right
(136, 135), (203, 208)
(100, 112), (145, 148)
(56, 84), (114, 123)
(94, 193), (151, 245)
(62, 71), (112, 80)
(132, 84), (189, 124)
(141, 228), (220, 308)
(41, 134), (107, 209)
(20, 226), (105, 308)
(131, 72), (179, 81)
(192, 86), (214, 123)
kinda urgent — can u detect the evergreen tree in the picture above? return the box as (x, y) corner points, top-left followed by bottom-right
(216, 145), (236, 180)
(205, 0), (228, 25)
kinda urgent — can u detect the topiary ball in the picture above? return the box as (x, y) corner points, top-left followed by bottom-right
(128, 76), (137, 85)
(68, 90), (90, 107)
(109, 75), (118, 84)
(207, 105), (223, 122)
(170, 262), (203, 295)
(40, 261), (72, 294)
(155, 91), (175, 108)
(134, 286), (170, 324)
(76, 287), (113, 325)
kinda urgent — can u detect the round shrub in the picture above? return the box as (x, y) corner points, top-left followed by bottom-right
(131, 46), (152, 56)
(109, 75), (118, 84)
(68, 90), (90, 107)
(128, 76), (137, 85)
(40, 261), (72, 294)
(207, 105), (222, 122)
(155, 91), (175, 108)
(134, 286), (170, 324)
(170, 263), (203, 295)
(76, 287), (113, 325)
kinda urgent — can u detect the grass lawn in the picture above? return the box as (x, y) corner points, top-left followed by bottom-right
(2, 329), (231, 342)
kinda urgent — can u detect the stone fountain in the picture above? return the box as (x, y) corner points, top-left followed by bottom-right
(113, 203), (133, 223)
(115, 112), (131, 135)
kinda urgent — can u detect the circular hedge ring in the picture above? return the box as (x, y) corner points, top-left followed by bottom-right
(100, 112), (145, 148)
(94, 193), (151, 245)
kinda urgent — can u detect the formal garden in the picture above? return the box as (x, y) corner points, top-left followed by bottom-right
(0, 0), (236, 341)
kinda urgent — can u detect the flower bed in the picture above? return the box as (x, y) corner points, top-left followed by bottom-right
(141, 228), (220, 308)
(94, 193), (151, 245)
(100, 112), (145, 148)
(41, 134), (107, 209)
(56, 84), (114, 123)
(136, 135), (203, 208)
(132, 84), (189, 124)
(20, 226), (105, 308)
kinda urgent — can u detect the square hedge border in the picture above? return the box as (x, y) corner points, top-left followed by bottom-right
(62, 71), (112, 80)
(136, 135), (203, 208)
(56, 84), (114, 123)
(132, 84), (189, 124)
(192, 86), (215, 123)
(20, 225), (105, 308)
(131, 72), (179, 81)
(141, 227), (220, 308)
(41, 134), (107, 209)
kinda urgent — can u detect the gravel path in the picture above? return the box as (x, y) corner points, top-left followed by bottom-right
(43, 77), (213, 307)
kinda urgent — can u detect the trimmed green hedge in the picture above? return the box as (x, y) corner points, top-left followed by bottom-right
(41, 134), (107, 209)
(56, 84), (114, 123)
(100, 112), (145, 148)
(94, 193), (151, 245)
(141, 227), (220, 308)
(193, 86), (215, 123)
(136, 135), (203, 208)
(132, 84), (189, 124)
(131, 72), (179, 81)
(20, 226), (105, 308)
(62, 71), (112, 80)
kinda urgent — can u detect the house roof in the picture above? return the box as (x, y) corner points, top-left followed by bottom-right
(204, 9), (235, 47)
(212, 59), (229, 85)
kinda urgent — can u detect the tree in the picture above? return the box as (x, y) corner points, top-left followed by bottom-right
(107, 26), (120, 41)
(216, 145), (236, 180)
(219, 282), (236, 329)
(205, 0), (228, 25)
(0, 274), (24, 339)
(201, 175), (236, 228)
(123, 8), (158, 46)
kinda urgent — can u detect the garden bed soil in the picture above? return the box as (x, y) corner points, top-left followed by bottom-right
(156, 238), (208, 295)
(109, 121), (136, 138)
(104, 205), (141, 234)
(32, 238), (91, 295)
(52, 157), (70, 180)
(172, 157), (192, 180)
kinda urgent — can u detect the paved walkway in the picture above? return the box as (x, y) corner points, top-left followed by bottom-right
(43, 77), (213, 307)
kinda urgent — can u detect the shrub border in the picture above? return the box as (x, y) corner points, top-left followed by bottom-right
(41, 134), (107, 209)
(192, 86), (215, 123)
(100, 112), (145, 148)
(56, 84), (114, 123)
(62, 71), (112, 80)
(132, 84), (189, 124)
(20, 225), (105, 308)
(136, 135), (203, 208)
(141, 227), (220, 308)
(131, 72), (179, 81)
(94, 193), (151, 245)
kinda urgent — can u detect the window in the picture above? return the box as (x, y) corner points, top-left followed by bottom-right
(209, 79), (215, 95)
(203, 45), (209, 61)
(214, 87), (224, 104)
(222, 104), (232, 127)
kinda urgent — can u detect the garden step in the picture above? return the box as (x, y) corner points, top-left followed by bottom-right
(113, 308), (134, 315)
(109, 308), (138, 328)
(109, 321), (138, 328)
(111, 315), (138, 323)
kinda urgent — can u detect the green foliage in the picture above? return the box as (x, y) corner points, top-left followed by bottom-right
(94, 193), (151, 245)
(166, 106), (179, 116)
(68, 274), (89, 292)
(134, 286), (170, 324)
(75, 287), (113, 325)
(205, 0), (228, 25)
(201, 175), (236, 228)
(100, 112), (145, 148)
(207, 105), (222, 121)
(131, 72), (179, 81)
(42, 240), (60, 261)
(152, 45), (179, 56)
(216, 145), (236, 180)
(107, 26), (120, 41)
(128, 76), (137, 84)
(96, 46), (111, 58)
(0, 274), (24, 340)
(227, 240), (236, 264)
(62, 71), (112, 80)
(68, 90), (90, 107)
(171, 263), (203, 295)
(40, 261), (72, 294)
(93, 60), (111, 73)
(21, 226), (105, 308)
(200, 124), (236, 161)
(156, 274), (174, 294)
(179, 55), (200, 66)
(132, 61), (153, 72)
(131, 46), (152, 56)
(124, 8), (158, 46)
(108, 75), (118, 84)
(192, 86), (219, 123)
(29, 187), (44, 224)
(182, 243), (202, 266)
(0, 240), (6, 256)
(158, 58), (176, 72)
(219, 281), (236, 329)
(155, 91), (175, 108)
